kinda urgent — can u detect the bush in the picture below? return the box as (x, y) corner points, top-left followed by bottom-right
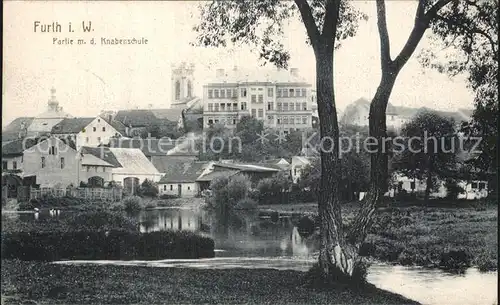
(1, 230), (215, 261)
(444, 178), (464, 200)
(123, 196), (142, 213)
(138, 179), (159, 198)
(439, 249), (472, 271)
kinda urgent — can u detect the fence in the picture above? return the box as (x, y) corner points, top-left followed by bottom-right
(29, 186), (123, 202)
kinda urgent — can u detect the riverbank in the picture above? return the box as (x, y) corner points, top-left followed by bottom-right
(1, 259), (419, 305)
(260, 201), (498, 272)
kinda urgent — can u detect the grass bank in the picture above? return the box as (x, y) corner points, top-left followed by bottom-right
(1, 260), (419, 305)
(261, 200), (498, 272)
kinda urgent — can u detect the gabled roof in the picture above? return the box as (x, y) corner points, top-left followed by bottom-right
(150, 108), (184, 122)
(80, 153), (115, 167)
(114, 110), (159, 127)
(51, 117), (95, 134)
(107, 148), (160, 175)
(150, 155), (198, 173)
(2, 117), (34, 132)
(80, 146), (122, 167)
(107, 138), (176, 157)
(214, 163), (280, 173)
(2, 138), (38, 156)
(159, 161), (211, 183)
(102, 117), (127, 135)
(196, 170), (238, 182)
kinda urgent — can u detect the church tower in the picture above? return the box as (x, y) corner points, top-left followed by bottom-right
(171, 62), (195, 109)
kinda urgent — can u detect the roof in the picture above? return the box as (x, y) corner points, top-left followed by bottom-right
(102, 117), (127, 135)
(206, 67), (311, 85)
(196, 170), (238, 182)
(107, 138), (176, 157)
(292, 156), (314, 166)
(115, 110), (159, 127)
(51, 117), (94, 134)
(159, 161), (211, 183)
(213, 163), (280, 173)
(2, 117), (34, 132)
(26, 118), (66, 133)
(2, 138), (38, 156)
(80, 153), (115, 167)
(150, 108), (184, 122)
(150, 155), (198, 173)
(107, 148), (160, 175)
(80, 146), (122, 167)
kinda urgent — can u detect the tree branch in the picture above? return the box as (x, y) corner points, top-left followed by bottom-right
(294, 0), (321, 49)
(424, 0), (453, 21)
(322, 0), (341, 49)
(376, 0), (392, 71)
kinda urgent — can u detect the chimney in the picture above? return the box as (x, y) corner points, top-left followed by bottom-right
(290, 68), (299, 77)
(107, 114), (113, 122)
(216, 69), (225, 78)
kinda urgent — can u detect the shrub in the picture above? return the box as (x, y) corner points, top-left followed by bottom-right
(123, 196), (142, 213)
(1, 230), (215, 261)
(444, 178), (464, 200)
(138, 179), (159, 198)
(235, 198), (257, 210)
(439, 249), (472, 271)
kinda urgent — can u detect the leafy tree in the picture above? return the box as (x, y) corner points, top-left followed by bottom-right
(419, 0), (498, 194)
(256, 172), (292, 205)
(393, 111), (458, 202)
(137, 179), (159, 198)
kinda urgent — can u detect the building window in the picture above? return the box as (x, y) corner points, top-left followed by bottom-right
(301, 89), (306, 97)
(241, 88), (247, 97)
(471, 182), (478, 189)
(290, 103), (295, 111)
(283, 89), (289, 98)
(103, 167), (106, 172)
(258, 109), (263, 118)
(268, 88), (273, 97)
(175, 81), (181, 100)
(86, 137), (89, 143)
(221, 89), (226, 98)
(60, 157), (65, 169)
(277, 103), (282, 111)
(221, 103), (226, 111)
(241, 102), (247, 110)
(267, 102), (273, 111)
(12, 161), (17, 170)
(49, 146), (57, 155)
(214, 104), (220, 112)
(164, 185), (167, 191)
(277, 118), (281, 124)
(302, 102), (307, 110)
(410, 181), (416, 190)
(295, 102), (300, 110)
(232, 89), (238, 98)
(170, 185), (173, 191)
(226, 89), (232, 97)
(98, 118), (101, 123)
(277, 89), (282, 98)
(302, 117), (308, 125)
(295, 116), (301, 124)
(41, 157), (46, 168)
(93, 127), (97, 132)
(2, 161), (7, 170)
(479, 182), (486, 190)
(97, 137), (101, 142)
(188, 186), (191, 190)
(232, 103), (238, 111)
(102, 127), (106, 132)
(251, 109), (257, 117)
(283, 103), (289, 111)
(283, 117), (289, 124)
(251, 95), (257, 103)
(208, 89), (213, 99)
(258, 95), (263, 103)
(208, 103), (213, 112)
(208, 119), (214, 125)
(233, 119), (237, 125)
(289, 89), (295, 97)
(214, 89), (220, 98)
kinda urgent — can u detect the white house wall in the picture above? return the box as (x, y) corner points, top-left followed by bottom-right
(159, 182), (198, 197)
(76, 117), (121, 149)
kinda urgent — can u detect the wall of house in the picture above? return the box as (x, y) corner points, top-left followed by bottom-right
(159, 182), (198, 197)
(79, 165), (113, 185)
(2, 156), (23, 172)
(76, 117), (121, 149)
(111, 173), (162, 185)
(23, 138), (79, 188)
(457, 180), (489, 200)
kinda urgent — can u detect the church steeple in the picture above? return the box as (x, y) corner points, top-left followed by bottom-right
(171, 62), (195, 105)
(47, 87), (60, 112)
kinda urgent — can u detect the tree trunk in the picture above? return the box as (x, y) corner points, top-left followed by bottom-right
(424, 173), (432, 202)
(314, 47), (355, 277)
(348, 72), (397, 248)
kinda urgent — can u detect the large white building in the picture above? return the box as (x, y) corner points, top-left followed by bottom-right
(202, 67), (317, 134)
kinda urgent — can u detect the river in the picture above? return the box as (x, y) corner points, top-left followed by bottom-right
(4, 208), (498, 305)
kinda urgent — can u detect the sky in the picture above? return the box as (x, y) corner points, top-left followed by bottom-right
(3, 1), (474, 127)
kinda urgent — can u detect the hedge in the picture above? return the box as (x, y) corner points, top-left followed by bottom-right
(1, 230), (215, 261)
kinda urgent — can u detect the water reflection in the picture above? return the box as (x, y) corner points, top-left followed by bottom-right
(137, 208), (316, 258)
